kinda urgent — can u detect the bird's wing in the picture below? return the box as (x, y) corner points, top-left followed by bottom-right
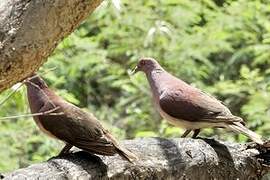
(159, 89), (242, 123)
(38, 102), (117, 155)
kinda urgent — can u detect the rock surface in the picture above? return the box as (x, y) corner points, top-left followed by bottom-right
(4, 137), (270, 180)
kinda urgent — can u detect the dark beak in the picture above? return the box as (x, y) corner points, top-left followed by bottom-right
(131, 66), (139, 75)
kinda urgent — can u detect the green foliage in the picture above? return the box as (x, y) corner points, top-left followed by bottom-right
(0, 0), (270, 172)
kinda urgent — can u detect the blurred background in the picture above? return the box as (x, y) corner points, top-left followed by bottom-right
(0, 0), (270, 172)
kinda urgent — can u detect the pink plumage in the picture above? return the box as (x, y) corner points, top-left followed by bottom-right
(133, 57), (263, 145)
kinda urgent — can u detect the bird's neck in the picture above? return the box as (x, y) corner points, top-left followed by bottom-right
(26, 84), (54, 113)
(146, 69), (166, 98)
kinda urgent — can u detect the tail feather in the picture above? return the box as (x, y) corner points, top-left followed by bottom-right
(116, 145), (138, 163)
(104, 132), (138, 163)
(227, 122), (263, 145)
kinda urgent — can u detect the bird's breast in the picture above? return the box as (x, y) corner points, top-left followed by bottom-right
(33, 118), (58, 139)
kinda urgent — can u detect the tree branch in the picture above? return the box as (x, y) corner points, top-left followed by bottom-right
(3, 138), (270, 179)
(0, 0), (103, 92)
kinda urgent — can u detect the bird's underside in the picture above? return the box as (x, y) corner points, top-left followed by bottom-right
(158, 107), (231, 138)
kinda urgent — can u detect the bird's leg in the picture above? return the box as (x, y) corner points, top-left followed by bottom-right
(192, 129), (201, 138)
(59, 143), (73, 156)
(181, 129), (192, 138)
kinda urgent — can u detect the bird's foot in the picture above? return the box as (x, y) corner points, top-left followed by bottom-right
(191, 129), (201, 138)
(181, 130), (191, 138)
(58, 143), (73, 156)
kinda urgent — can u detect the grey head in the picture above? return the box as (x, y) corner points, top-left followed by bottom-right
(132, 57), (163, 74)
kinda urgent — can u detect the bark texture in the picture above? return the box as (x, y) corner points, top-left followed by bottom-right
(0, 0), (103, 92)
(3, 138), (270, 180)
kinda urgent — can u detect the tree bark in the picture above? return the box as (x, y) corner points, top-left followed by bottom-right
(0, 0), (103, 92)
(3, 138), (270, 180)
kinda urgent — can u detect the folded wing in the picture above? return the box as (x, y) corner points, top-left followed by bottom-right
(38, 102), (117, 155)
(159, 89), (243, 124)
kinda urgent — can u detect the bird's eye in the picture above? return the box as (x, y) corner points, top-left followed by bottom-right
(140, 61), (146, 65)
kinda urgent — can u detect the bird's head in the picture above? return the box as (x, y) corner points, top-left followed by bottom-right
(132, 57), (162, 74)
(25, 73), (48, 89)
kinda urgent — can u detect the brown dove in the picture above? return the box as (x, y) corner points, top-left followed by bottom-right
(132, 57), (263, 145)
(25, 74), (137, 162)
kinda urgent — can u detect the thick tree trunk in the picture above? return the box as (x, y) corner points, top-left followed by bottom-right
(0, 0), (103, 92)
(3, 138), (270, 179)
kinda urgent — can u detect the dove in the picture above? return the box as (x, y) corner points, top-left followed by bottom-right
(132, 57), (263, 145)
(25, 74), (137, 162)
